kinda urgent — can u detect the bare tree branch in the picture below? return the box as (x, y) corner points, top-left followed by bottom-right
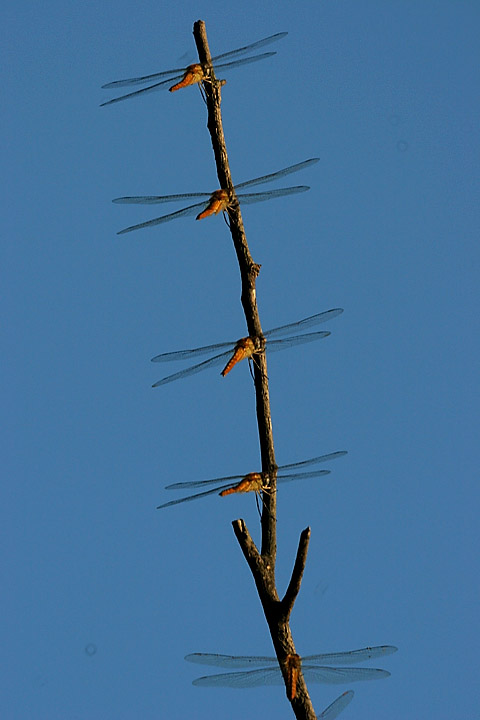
(282, 527), (311, 618)
(192, 21), (317, 719)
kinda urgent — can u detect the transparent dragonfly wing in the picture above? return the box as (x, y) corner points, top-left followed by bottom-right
(275, 469), (331, 486)
(266, 329), (331, 352)
(186, 653), (277, 668)
(303, 646), (398, 665)
(277, 451), (348, 472)
(191, 665), (389, 688)
(211, 31), (287, 63)
(318, 691), (354, 720)
(113, 192), (213, 205)
(102, 68), (184, 90)
(166, 473), (248, 490)
(192, 667), (282, 687)
(185, 645), (397, 669)
(151, 340), (236, 363)
(156, 481), (237, 509)
(209, 52), (276, 73)
(234, 158), (319, 191)
(302, 666), (391, 684)
(152, 349), (232, 387)
(117, 202), (208, 235)
(264, 308), (344, 340)
(100, 76), (180, 106)
(236, 186), (310, 204)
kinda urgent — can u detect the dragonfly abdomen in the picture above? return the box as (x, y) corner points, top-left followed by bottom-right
(169, 64), (204, 92)
(286, 653), (301, 700)
(219, 473), (264, 496)
(221, 337), (257, 376)
(196, 189), (230, 220)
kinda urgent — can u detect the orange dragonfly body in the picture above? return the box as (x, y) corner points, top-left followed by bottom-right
(113, 158), (319, 234)
(156, 451), (347, 509)
(286, 653), (301, 700)
(100, 32), (287, 106)
(185, 645), (398, 694)
(150, 307), (342, 388)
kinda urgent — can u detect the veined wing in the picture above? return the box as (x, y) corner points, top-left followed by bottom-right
(234, 158), (319, 191)
(113, 192), (213, 205)
(236, 186), (310, 204)
(318, 691), (354, 720)
(275, 469), (331, 486)
(151, 339), (236, 363)
(211, 31), (287, 63)
(186, 653), (278, 668)
(185, 645), (397, 669)
(156, 480), (243, 509)
(102, 68), (185, 90)
(277, 451), (348, 472)
(266, 329), (331, 352)
(117, 202), (208, 235)
(303, 665), (391, 684)
(302, 646), (398, 665)
(152, 349), (232, 387)
(264, 308), (344, 340)
(166, 472), (247, 490)
(100, 75), (181, 106)
(191, 665), (389, 688)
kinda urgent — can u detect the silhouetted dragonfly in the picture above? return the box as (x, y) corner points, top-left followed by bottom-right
(100, 31), (287, 106)
(151, 307), (343, 388)
(156, 451), (347, 510)
(185, 645), (398, 691)
(113, 158), (319, 234)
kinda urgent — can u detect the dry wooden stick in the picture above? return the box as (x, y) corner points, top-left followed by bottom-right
(193, 21), (317, 720)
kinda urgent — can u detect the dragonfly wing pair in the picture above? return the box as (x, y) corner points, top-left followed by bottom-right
(113, 158), (319, 234)
(150, 307), (343, 388)
(101, 31), (288, 106)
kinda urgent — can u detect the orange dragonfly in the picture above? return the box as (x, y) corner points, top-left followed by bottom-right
(156, 451), (347, 509)
(100, 31), (287, 106)
(113, 158), (319, 234)
(185, 645), (398, 694)
(151, 307), (343, 388)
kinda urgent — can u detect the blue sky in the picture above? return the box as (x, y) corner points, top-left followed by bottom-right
(2, 1), (479, 718)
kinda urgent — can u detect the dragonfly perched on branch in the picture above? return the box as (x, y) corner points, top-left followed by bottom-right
(156, 451), (347, 510)
(113, 158), (319, 234)
(100, 31), (287, 106)
(151, 307), (343, 387)
(185, 645), (398, 695)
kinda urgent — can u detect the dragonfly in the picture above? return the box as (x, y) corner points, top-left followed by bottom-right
(100, 31), (287, 106)
(185, 645), (398, 694)
(113, 158), (319, 234)
(151, 307), (343, 388)
(156, 450), (347, 510)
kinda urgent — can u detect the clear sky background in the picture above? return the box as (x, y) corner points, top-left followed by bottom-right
(2, 1), (479, 718)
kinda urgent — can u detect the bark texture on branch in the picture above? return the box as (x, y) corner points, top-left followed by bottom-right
(193, 21), (316, 720)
